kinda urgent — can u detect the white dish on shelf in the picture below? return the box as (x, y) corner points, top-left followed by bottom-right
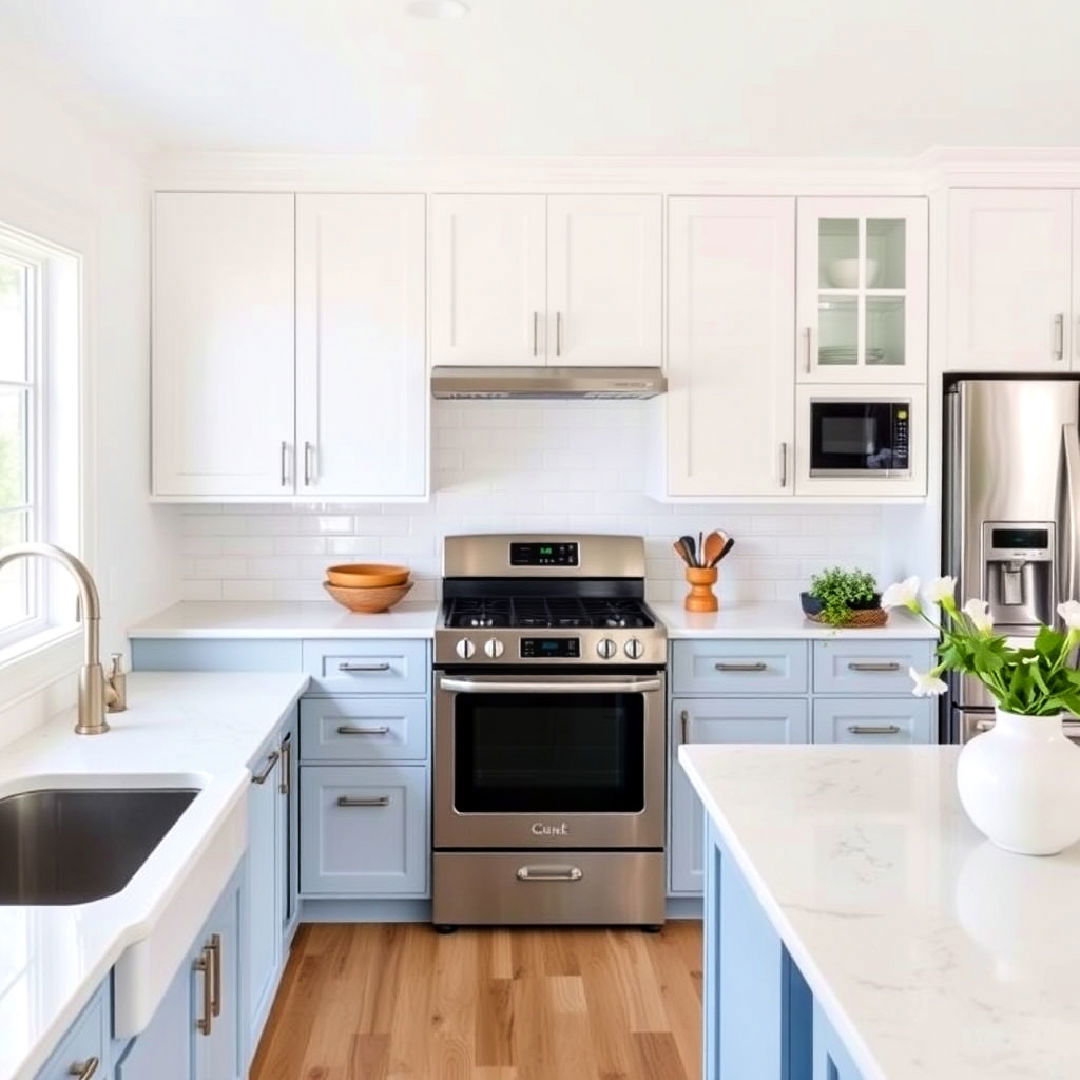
(826, 257), (879, 288)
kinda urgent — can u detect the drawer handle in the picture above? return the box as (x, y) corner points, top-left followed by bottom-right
(338, 661), (391, 673)
(68, 1059), (99, 1080)
(251, 750), (280, 784)
(847, 661), (901, 673)
(516, 865), (583, 883)
(847, 725), (902, 735)
(679, 709), (691, 746)
(208, 933), (222, 1018)
(336, 725), (391, 736)
(194, 945), (213, 1036)
(336, 795), (390, 808)
(715, 661), (767, 672)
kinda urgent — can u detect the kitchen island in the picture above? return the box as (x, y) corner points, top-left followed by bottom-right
(678, 744), (1080, 1079)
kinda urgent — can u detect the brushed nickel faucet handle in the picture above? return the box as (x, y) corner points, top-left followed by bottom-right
(106, 652), (128, 713)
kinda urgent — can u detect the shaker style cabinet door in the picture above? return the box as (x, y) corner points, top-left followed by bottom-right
(295, 194), (427, 498)
(796, 197), (928, 384)
(666, 197), (796, 497)
(947, 188), (1072, 372)
(429, 194), (547, 367)
(546, 194), (661, 367)
(152, 192), (295, 497)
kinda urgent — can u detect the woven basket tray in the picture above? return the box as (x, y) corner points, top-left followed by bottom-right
(807, 607), (888, 629)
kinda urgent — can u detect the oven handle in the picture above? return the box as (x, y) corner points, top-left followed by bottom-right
(438, 676), (663, 695)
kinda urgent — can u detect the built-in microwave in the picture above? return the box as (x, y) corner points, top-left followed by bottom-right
(809, 397), (911, 478)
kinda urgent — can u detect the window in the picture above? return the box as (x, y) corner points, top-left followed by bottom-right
(0, 227), (80, 654)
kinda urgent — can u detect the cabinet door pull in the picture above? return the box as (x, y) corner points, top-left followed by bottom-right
(679, 709), (690, 746)
(715, 661), (767, 673)
(279, 735), (291, 796)
(847, 724), (902, 735)
(847, 661), (901, 673)
(556, 311), (563, 357)
(336, 724), (391, 736)
(804, 326), (814, 373)
(533, 311), (540, 356)
(208, 932), (222, 1018)
(67, 1059), (99, 1080)
(338, 660), (391, 673)
(194, 946), (213, 1036)
(304, 440), (316, 486)
(280, 441), (289, 487)
(516, 865), (582, 883)
(251, 750), (280, 784)
(779, 442), (789, 488)
(1055, 313), (1065, 360)
(336, 795), (390, 808)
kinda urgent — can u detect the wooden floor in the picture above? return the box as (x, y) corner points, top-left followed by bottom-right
(251, 921), (703, 1080)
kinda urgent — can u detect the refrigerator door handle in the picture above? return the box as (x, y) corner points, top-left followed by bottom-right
(1061, 423), (1080, 608)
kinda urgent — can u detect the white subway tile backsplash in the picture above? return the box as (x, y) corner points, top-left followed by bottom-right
(175, 403), (887, 604)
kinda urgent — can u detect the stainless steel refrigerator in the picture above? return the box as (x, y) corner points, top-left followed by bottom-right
(944, 377), (1080, 743)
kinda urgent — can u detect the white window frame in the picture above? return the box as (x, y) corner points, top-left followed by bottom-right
(0, 222), (82, 660)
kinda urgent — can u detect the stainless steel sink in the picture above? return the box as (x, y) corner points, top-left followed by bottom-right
(0, 788), (197, 904)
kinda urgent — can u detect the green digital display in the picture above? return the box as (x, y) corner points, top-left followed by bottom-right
(540, 546), (553, 555)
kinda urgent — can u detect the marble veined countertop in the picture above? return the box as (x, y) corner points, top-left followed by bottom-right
(678, 744), (1080, 1079)
(0, 671), (308, 1080)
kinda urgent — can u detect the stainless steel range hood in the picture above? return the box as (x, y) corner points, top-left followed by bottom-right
(430, 366), (667, 400)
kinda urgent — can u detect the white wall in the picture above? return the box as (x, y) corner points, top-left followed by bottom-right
(0, 44), (178, 741)
(178, 400), (888, 606)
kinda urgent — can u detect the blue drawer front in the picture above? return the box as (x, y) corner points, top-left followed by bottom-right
(812, 698), (935, 745)
(812, 639), (935, 695)
(672, 640), (810, 695)
(300, 697), (429, 762)
(302, 639), (428, 695)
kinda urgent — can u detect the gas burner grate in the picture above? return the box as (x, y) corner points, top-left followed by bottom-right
(444, 596), (654, 631)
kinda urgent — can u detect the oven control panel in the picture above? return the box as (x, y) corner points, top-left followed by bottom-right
(520, 637), (581, 659)
(509, 541), (579, 567)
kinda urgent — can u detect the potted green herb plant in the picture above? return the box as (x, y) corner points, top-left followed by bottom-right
(801, 566), (883, 627)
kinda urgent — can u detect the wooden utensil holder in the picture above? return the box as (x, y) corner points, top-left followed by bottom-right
(684, 566), (719, 613)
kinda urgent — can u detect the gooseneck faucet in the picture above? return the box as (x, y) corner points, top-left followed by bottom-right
(0, 542), (126, 735)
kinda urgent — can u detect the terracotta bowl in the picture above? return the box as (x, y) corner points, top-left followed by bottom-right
(326, 563), (410, 588)
(324, 580), (413, 614)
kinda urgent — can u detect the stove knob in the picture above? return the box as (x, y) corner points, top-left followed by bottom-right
(484, 638), (505, 659)
(623, 638), (644, 660)
(455, 637), (476, 660)
(596, 638), (618, 660)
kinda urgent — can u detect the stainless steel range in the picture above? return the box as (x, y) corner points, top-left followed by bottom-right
(432, 534), (667, 930)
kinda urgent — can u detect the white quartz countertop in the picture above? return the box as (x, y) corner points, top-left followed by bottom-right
(654, 602), (938, 639)
(678, 744), (1080, 1080)
(0, 671), (308, 1080)
(128, 600), (439, 638)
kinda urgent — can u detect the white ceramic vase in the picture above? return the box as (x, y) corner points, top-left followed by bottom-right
(957, 708), (1080, 855)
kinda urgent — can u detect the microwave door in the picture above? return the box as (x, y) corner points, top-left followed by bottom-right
(810, 400), (911, 478)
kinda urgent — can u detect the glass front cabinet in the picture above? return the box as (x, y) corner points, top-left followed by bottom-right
(796, 197), (928, 384)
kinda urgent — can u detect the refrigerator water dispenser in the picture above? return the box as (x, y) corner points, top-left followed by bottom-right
(982, 522), (1055, 632)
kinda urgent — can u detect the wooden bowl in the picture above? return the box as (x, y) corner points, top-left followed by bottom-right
(326, 563), (410, 588)
(324, 581), (413, 614)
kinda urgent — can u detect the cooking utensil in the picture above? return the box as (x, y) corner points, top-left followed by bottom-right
(702, 531), (724, 568)
(678, 535), (698, 567)
(673, 539), (693, 567)
(712, 537), (735, 565)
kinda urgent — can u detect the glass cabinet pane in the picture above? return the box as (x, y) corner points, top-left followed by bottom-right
(867, 219), (905, 288)
(818, 297), (858, 366)
(866, 297), (905, 366)
(818, 219), (859, 288)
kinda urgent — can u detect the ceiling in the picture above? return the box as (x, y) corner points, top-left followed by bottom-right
(2, 0), (1080, 157)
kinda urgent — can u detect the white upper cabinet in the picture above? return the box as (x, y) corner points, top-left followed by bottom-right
(152, 193), (295, 497)
(429, 193), (661, 368)
(429, 194), (546, 367)
(295, 194), (427, 498)
(796, 197), (928, 384)
(546, 195), (662, 367)
(665, 197), (796, 497)
(947, 189), (1072, 372)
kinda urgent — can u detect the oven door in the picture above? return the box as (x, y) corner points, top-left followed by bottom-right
(810, 399), (910, 477)
(434, 672), (665, 850)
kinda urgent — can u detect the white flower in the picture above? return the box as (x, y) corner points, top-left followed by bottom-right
(923, 576), (957, 604)
(962, 598), (993, 634)
(909, 667), (948, 697)
(881, 576), (921, 611)
(1058, 599), (1080, 633)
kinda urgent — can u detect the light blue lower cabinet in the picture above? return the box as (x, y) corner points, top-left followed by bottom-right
(193, 876), (242, 1080)
(669, 697), (809, 895)
(300, 765), (428, 896)
(36, 981), (110, 1080)
(811, 697), (934, 745)
(113, 955), (191, 1080)
(703, 821), (861, 1080)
